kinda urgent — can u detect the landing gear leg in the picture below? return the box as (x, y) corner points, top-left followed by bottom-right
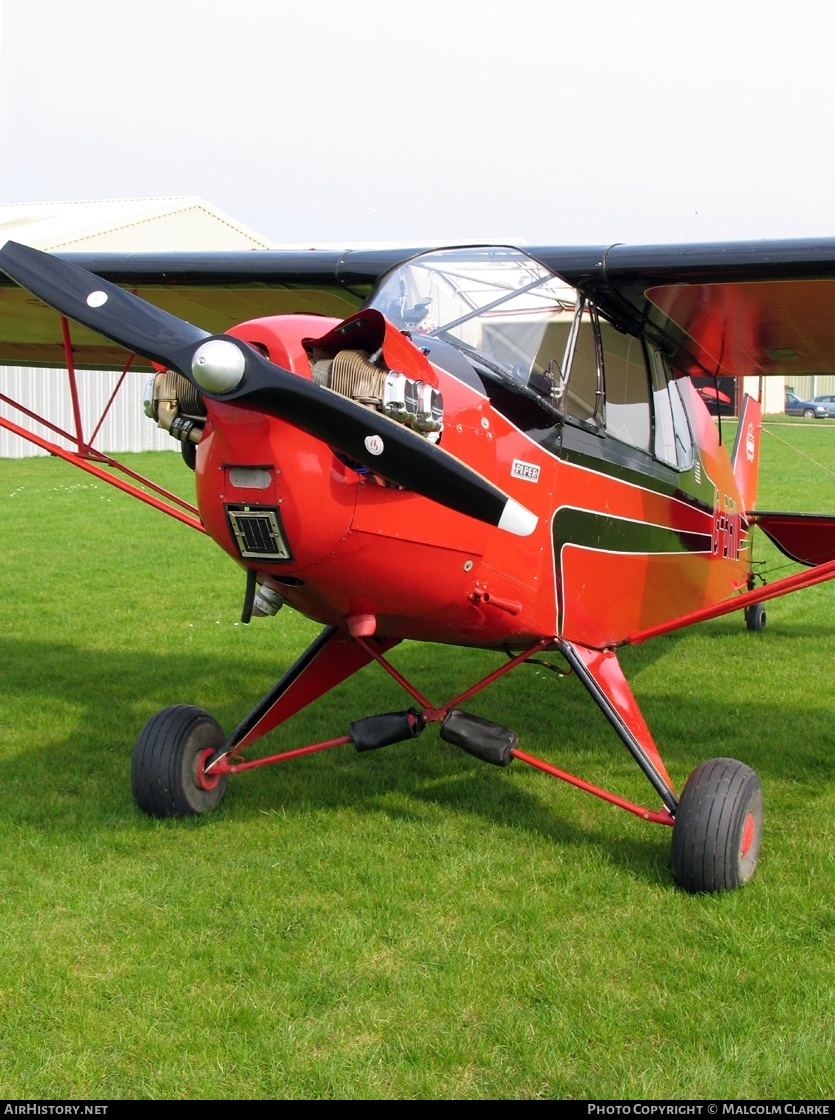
(556, 640), (763, 891)
(131, 627), (401, 817)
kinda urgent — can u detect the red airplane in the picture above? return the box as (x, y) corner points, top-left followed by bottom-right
(2, 238), (835, 894)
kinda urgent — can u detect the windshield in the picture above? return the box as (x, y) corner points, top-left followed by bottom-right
(366, 246), (577, 398)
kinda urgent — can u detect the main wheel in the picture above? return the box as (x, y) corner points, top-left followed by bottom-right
(745, 602), (767, 631)
(131, 704), (228, 818)
(803, 408), (816, 419)
(671, 757), (763, 893)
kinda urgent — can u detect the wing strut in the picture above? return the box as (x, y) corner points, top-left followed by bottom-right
(0, 308), (205, 531)
(626, 556), (835, 645)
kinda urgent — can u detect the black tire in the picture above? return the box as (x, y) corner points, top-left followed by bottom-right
(671, 757), (763, 893)
(745, 602), (767, 631)
(131, 704), (227, 818)
(803, 408), (816, 419)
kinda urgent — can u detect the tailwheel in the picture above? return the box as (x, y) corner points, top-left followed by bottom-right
(131, 704), (228, 818)
(745, 602), (767, 631)
(671, 757), (763, 893)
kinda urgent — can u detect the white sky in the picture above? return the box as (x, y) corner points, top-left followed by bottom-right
(1, 0), (833, 248)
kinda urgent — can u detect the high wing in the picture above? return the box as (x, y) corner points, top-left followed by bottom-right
(0, 245), (430, 369)
(6, 237), (835, 376)
(529, 238), (835, 379)
(3, 235), (835, 547)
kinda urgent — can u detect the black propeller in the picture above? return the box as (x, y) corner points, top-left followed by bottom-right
(0, 240), (537, 536)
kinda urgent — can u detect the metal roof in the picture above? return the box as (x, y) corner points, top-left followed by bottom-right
(0, 196), (278, 251)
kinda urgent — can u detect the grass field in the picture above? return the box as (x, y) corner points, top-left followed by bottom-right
(0, 419), (832, 1100)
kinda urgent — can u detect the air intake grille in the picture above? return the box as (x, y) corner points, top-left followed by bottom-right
(226, 505), (292, 562)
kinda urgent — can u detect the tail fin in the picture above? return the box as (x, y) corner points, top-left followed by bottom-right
(732, 393), (761, 511)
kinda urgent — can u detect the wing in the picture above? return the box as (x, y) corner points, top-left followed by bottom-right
(529, 238), (835, 378)
(8, 236), (835, 375)
(3, 235), (835, 535)
(0, 244), (428, 370)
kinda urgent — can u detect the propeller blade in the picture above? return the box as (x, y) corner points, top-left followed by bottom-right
(0, 241), (537, 536)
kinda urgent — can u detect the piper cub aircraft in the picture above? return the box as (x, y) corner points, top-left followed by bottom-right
(2, 237), (835, 894)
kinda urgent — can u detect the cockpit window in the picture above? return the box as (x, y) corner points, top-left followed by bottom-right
(367, 248), (691, 469)
(557, 300), (601, 425)
(599, 320), (652, 452)
(367, 247), (575, 424)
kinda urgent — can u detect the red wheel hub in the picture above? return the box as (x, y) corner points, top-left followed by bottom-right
(740, 811), (755, 858)
(195, 747), (222, 792)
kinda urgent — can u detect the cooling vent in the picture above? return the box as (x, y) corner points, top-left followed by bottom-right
(226, 505), (292, 562)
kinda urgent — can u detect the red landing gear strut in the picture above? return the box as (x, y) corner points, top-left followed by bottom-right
(131, 625), (764, 892)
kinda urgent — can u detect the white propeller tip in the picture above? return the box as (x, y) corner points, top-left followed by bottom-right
(498, 499), (538, 537)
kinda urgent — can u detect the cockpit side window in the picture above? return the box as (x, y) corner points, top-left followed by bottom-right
(649, 344), (693, 468)
(648, 346), (679, 467)
(559, 302), (692, 467)
(668, 378), (695, 471)
(646, 346), (694, 470)
(558, 300), (601, 425)
(599, 319), (652, 452)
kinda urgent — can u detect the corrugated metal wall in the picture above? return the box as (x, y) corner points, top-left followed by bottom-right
(0, 366), (173, 457)
(784, 374), (835, 399)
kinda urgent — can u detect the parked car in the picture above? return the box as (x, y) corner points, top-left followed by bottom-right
(811, 394), (835, 417)
(784, 392), (829, 418)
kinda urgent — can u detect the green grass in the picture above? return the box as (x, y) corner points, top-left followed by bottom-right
(0, 421), (833, 1099)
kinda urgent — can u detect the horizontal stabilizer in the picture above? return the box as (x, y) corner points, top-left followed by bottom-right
(752, 511), (835, 566)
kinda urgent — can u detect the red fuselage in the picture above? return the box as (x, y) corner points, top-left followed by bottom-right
(195, 313), (752, 651)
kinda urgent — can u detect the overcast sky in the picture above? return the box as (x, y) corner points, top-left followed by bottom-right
(1, 0), (833, 248)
